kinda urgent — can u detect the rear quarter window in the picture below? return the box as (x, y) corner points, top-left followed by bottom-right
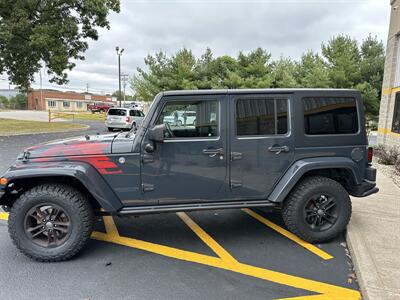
(302, 97), (358, 135)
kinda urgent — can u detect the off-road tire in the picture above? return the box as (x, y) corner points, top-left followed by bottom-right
(8, 184), (94, 262)
(282, 176), (352, 243)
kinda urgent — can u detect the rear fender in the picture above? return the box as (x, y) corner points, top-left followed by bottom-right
(268, 157), (362, 203)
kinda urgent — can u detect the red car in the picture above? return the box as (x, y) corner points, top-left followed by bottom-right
(88, 102), (113, 113)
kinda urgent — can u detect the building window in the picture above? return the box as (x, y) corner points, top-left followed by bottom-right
(236, 98), (288, 136)
(76, 102), (83, 108)
(47, 100), (56, 108)
(303, 97), (358, 135)
(392, 92), (400, 133)
(63, 101), (70, 108)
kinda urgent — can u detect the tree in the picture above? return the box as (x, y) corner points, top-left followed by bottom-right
(8, 93), (27, 109)
(322, 35), (361, 88)
(0, 95), (8, 108)
(0, 0), (120, 90)
(271, 57), (298, 88)
(360, 35), (385, 92)
(296, 51), (330, 88)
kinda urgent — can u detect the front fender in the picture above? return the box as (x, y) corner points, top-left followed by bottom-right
(1, 161), (123, 212)
(267, 157), (362, 203)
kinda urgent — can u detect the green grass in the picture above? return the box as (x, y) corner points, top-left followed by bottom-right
(0, 118), (88, 136)
(72, 112), (106, 121)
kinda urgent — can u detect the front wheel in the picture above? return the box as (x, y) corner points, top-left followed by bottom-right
(282, 176), (351, 243)
(8, 184), (94, 262)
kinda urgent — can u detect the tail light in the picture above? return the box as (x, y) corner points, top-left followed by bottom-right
(126, 117), (131, 123)
(367, 147), (373, 163)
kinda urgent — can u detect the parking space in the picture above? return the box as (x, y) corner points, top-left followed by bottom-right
(0, 128), (361, 299)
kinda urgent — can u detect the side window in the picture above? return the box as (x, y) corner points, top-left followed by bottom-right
(392, 92), (400, 134)
(156, 100), (218, 138)
(236, 98), (288, 136)
(303, 97), (358, 135)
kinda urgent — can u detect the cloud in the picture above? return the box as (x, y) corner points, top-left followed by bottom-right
(0, 0), (390, 95)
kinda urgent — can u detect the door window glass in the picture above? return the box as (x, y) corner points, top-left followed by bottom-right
(303, 97), (358, 135)
(236, 98), (288, 136)
(156, 100), (218, 138)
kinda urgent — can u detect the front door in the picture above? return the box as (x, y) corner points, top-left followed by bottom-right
(141, 95), (230, 204)
(229, 93), (294, 200)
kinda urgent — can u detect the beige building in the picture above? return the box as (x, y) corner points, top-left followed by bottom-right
(378, 0), (400, 146)
(27, 89), (115, 112)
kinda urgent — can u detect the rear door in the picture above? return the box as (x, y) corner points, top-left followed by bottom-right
(107, 108), (127, 125)
(229, 93), (294, 200)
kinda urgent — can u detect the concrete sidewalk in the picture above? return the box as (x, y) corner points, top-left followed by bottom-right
(347, 172), (400, 300)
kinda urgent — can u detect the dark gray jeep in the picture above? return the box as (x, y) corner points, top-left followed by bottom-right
(0, 89), (378, 261)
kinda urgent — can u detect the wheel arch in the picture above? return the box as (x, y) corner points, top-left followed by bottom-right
(268, 157), (362, 203)
(1, 162), (123, 213)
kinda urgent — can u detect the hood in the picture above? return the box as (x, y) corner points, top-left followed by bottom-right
(24, 134), (116, 159)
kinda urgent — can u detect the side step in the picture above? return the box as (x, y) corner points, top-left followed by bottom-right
(118, 200), (279, 216)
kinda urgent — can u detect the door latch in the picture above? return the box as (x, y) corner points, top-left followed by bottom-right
(268, 145), (289, 154)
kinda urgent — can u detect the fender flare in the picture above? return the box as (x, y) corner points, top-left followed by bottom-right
(267, 157), (362, 203)
(2, 161), (123, 212)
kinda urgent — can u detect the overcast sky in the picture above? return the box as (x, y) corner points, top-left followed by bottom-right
(0, 0), (392, 94)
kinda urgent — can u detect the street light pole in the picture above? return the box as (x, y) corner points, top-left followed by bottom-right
(115, 46), (124, 107)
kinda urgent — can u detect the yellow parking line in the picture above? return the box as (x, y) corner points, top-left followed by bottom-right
(177, 212), (238, 264)
(242, 209), (333, 261)
(92, 216), (360, 299)
(0, 212), (8, 220)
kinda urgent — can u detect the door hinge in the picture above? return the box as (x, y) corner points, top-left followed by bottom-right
(142, 154), (154, 164)
(142, 184), (154, 192)
(231, 152), (243, 161)
(230, 180), (242, 189)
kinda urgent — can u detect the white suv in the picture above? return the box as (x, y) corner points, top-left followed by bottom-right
(105, 108), (145, 131)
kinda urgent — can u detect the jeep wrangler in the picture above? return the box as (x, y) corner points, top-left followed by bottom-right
(0, 89), (378, 262)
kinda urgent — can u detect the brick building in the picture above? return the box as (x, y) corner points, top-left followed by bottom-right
(27, 89), (115, 112)
(378, 0), (400, 146)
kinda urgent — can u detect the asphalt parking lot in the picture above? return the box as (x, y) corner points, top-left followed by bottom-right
(0, 121), (361, 299)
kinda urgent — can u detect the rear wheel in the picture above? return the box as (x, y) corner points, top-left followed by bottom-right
(8, 184), (94, 262)
(282, 176), (351, 243)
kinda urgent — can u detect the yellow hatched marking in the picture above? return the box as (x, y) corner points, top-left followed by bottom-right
(0, 212), (8, 220)
(176, 212), (238, 264)
(242, 209), (333, 261)
(91, 216), (360, 299)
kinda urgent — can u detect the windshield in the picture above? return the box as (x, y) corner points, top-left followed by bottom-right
(108, 109), (127, 116)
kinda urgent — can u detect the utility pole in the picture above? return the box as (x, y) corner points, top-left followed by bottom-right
(115, 46), (124, 107)
(121, 73), (128, 107)
(86, 83), (89, 93)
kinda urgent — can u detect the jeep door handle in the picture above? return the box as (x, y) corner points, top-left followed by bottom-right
(202, 148), (224, 157)
(268, 145), (289, 154)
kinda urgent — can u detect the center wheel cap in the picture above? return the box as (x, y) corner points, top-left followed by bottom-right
(45, 222), (53, 229)
(317, 209), (325, 216)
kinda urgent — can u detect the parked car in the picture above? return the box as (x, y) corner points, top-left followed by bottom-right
(105, 107), (145, 131)
(0, 89), (378, 262)
(130, 101), (144, 111)
(88, 102), (113, 113)
(163, 110), (197, 126)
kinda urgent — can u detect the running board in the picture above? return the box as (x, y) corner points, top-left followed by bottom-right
(118, 200), (279, 216)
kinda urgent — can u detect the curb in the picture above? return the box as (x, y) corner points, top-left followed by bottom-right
(0, 124), (90, 137)
(346, 222), (389, 300)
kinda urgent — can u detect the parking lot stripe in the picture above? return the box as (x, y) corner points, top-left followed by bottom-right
(92, 216), (360, 299)
(177, 212), (238, 264)
(0, 212), (8, 221)
(242, 209), (333, 261)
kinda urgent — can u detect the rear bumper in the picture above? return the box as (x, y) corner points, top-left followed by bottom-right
(105, 122), (131, 129)
(349, 180), (379, 197)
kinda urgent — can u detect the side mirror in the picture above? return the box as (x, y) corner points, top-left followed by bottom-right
(148, 124), (165, 143)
